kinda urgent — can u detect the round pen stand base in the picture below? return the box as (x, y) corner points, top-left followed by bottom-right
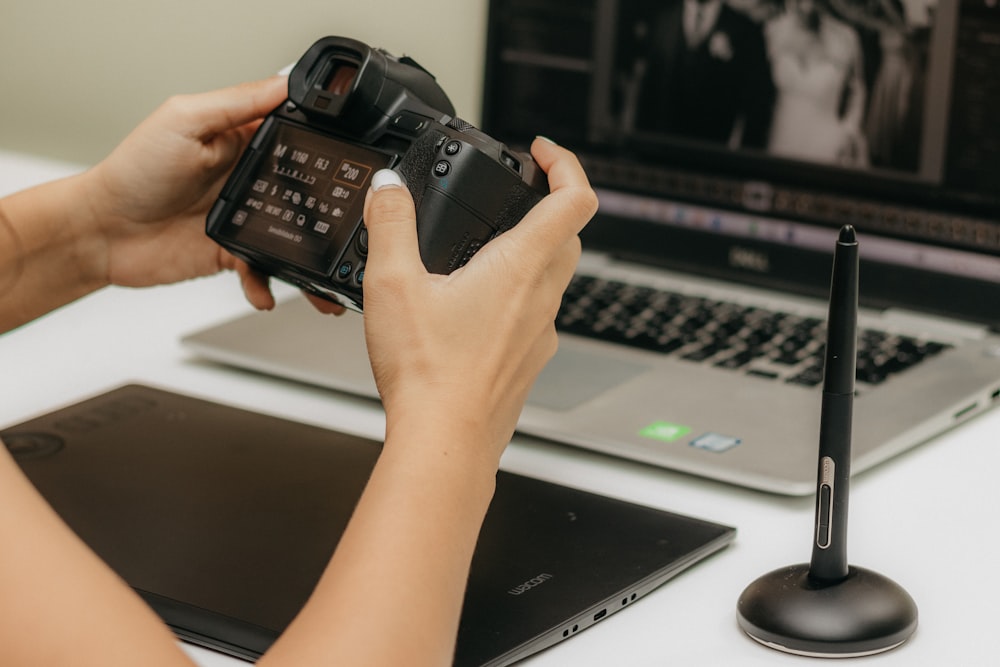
(736, 564), (918, 658)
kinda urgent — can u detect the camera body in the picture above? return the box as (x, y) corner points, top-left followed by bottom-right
(206, 36), (548, 311)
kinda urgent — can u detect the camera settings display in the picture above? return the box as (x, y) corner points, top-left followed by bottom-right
(218, 122), (392, 276)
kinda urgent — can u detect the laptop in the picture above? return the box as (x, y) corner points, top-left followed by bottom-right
(2, 384), (734, 666)
(183, 0), (1000, 494)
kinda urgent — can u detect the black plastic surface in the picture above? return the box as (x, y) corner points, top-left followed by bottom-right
(737, 564), (918, 657)
(5, 385), (734, 666)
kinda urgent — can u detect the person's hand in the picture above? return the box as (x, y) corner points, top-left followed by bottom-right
(84, 75), (342, 314)
(361, 137), (598, 463)
(836, 128), (869, 168)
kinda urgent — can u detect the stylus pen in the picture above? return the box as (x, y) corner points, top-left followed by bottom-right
(809, 225), (859, 584)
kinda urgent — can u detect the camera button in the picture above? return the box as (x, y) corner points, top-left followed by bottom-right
(336, 261), (353, 281)
(354, 265), (365, 286)
(444, 141), (462, 156)
(433, 160), (451, 177)
(391, 111), (429, 136)
(356, 227), (369, 255)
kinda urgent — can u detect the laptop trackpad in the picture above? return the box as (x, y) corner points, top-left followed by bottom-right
(527, 347), (649, 411)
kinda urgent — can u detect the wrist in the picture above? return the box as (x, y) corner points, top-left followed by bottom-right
(378, 417), (501, 527)
(0, 172), (111, 330)
(382, 405), (509, 477)
(56, 170), (113, 288)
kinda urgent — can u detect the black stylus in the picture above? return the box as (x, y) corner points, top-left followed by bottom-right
(809, 224), (859, 584)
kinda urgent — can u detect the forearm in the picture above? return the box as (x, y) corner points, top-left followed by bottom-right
(0, 172), (108, 332)
(0, 446), (196, 667)
(259, 418), (500, 667)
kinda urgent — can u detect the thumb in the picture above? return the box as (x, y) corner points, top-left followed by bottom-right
(362, 170), (424, 277)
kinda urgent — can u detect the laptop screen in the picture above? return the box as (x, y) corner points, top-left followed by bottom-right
(480, 0), (1000, 324)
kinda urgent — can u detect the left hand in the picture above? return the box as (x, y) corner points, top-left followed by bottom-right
(84, 75), (340, 313)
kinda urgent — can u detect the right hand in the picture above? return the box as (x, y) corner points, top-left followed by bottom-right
(360, 137), (598, 464)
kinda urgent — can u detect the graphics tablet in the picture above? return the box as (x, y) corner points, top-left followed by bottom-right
(2, 384), (735, 666)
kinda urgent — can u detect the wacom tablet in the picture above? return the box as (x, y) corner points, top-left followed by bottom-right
(2, 384), (734, 666)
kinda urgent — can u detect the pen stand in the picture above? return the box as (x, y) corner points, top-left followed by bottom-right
(737, 563), (918, 657)
(736, 226), (917, 657)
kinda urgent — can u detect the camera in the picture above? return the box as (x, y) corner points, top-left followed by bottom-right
(206, 36), (549, 311)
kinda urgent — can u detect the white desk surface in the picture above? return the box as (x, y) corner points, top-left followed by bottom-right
(2, 151), (998, 665)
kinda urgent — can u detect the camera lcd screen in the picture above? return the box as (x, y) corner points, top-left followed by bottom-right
(217, 122), (392, 276)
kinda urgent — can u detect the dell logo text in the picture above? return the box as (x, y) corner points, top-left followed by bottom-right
(728, 246), (770, 273)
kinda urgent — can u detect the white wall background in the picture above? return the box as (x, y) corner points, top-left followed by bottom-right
(0, 0), (489, 165)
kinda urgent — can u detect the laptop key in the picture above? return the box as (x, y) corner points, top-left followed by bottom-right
(556, 274), (949, 386)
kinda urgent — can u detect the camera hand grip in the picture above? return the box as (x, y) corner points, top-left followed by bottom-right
(416, 189), (495, 273)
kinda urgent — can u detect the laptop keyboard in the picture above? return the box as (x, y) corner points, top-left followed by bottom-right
(556, 275), (950, 388)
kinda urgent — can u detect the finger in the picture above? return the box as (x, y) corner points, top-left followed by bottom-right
(547, 234), (584, 290)
(304, 292), (346, 315)
(517, 138), (597, 241)
(530, 234), (583, 315)
(529, 136), (593, 193)
(508, 179), (597, 245)
(362, 170), (424, 277)
(480, 141), (597, 263)
(236, 263), (276, 311)
(186, 76), (288, 140)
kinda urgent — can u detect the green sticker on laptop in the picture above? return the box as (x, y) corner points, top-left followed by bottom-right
(638, 421), (692, 442)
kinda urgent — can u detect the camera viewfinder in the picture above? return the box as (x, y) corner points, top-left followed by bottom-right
(324, 62), (358, 95)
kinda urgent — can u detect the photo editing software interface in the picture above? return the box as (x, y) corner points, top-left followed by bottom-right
(482, 0), (1000, 307)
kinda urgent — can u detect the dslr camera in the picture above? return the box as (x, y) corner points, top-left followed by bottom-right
(206, 36), (548, 311)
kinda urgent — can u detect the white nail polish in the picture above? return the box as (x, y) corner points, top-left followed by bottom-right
(371, 169), (403, 191)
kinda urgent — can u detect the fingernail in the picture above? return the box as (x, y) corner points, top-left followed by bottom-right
(371, 169), (403, 191)
(535, 135), (558, 145)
